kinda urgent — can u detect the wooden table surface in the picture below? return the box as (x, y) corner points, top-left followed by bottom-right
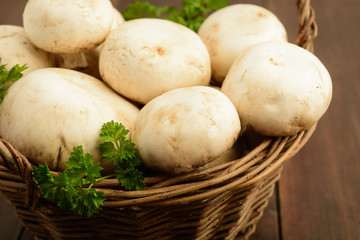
(1, 0), (359, 239)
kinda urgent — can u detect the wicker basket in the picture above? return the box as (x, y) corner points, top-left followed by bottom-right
(0, 0), (318, 239)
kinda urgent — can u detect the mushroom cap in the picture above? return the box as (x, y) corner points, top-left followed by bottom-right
(0, 27), (55, 76)
(80, 8), (125, 79)
(111, 7), (125, 30)
(0, 68), (140, 171)
(99, 18), (211, 104)
(23, 0), (114, 54)
(131, 86), (241, 174)
(221, 41), (332, 136)
(0, 25), (24, 39)
(198, 4), (287, 84)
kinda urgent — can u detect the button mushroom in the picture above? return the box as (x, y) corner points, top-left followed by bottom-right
(82, 7), (126, 79)
(198, 4), (287, 84)
(0, 68), (140, 172)
(221, 41), (332, 136)
(99, 18), (211, 104)
(22, 0), (114, 70)
(0, 25), (24, 39)
(131, 86), (241, 174)
(0, 25), (55, 81)
(111, 7), (126, 28)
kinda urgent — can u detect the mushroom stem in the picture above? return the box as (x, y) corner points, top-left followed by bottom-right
(56, 52), (88, 70)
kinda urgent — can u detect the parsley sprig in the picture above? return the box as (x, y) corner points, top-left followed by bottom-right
(33, 121), (145, 217)
(99, 121), (145, 191)
(0, 64), (28, 103)
(123, 0), (229, 32)
(33, 148), (106, 217)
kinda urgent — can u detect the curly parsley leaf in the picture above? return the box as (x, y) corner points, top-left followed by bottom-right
(116, 167), (145, 191)
(72, 188), (105, 217)
(53, 172), (76, 209)
(99, 121), (137, 162)
(66, 147), (103, 186)
(33, 164), (55, 199)
(33, 122), (145, 217)
(123, 0), (229, 32)
(33, 146), (105, 217)
(122, 0), (177, 20)
(0, 64), (28, 103)
(99, 121), (145, 191)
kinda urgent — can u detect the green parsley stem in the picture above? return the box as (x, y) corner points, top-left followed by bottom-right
(95, 174), (117, 182)
(87, 183), (94, 190)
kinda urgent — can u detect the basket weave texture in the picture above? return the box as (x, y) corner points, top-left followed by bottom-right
(0, 0), (318, 239)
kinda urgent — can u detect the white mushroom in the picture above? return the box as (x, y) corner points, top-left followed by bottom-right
(221, 41), (332, 136)
(0, 25), (24, 39)
(23, 0), (114, 69)
(198, 138), (246, 170)
(0, 68), (140, 172)
(131, 86), (241, 174)
(111, 7), (126, 29)
(99, 18), (211, 104)
(81, 7), (126, 79)
(198, 4), (287, 84)
(0, 26), (55, 78)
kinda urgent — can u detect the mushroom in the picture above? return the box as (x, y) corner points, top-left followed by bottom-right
(131, 86), (241, 174)
(0, 68), (140, 172)
(197, 137), (246, 170)
(22, 0), (114, 70)
(0, 25), (55, 81)
(99, 18), (211, 104)
(198, 4), (287, 84)
(221, 41), (332, 136)
(111, 7), (126, 28)
(0, 25), (24, 39)
(82, 7), (126, 79)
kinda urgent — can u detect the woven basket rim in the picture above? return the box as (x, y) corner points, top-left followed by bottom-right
(0, 0), (318, 208)
(0, 124), (317, 207)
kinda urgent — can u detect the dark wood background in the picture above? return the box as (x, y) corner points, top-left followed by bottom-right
(1, 0), (359, 239)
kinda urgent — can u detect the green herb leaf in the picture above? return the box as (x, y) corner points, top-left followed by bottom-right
(33, 164), (55, 199)
(33, 121), (145, 217)
(123, 0), (177, 20)
(99, 121), (145, 191)
(99, 120), (128, 144)
(116, 167), (145, 191)
(0, 63), (28, 103)
(71, 188), (105, 217)
(33, 146), (105, 217)
(122, 0), (229, 32)
(52, 172), (76, 209)
(203, 0), (229, 10)
(66, 146), (103, 186)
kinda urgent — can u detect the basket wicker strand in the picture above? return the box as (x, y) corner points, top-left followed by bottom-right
(0, 0), (317, 239)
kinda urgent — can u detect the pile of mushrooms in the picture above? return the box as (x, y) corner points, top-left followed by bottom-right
(0, 2), (332, 175)
(0, 68), (140, 172)
(198, 4), (288, 84)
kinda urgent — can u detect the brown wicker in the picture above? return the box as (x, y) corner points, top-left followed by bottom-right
(0, 0), (318, 239)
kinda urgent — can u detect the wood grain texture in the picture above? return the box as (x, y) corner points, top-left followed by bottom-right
(278, 0), (360, 239)
(0, 0), (359, 239)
